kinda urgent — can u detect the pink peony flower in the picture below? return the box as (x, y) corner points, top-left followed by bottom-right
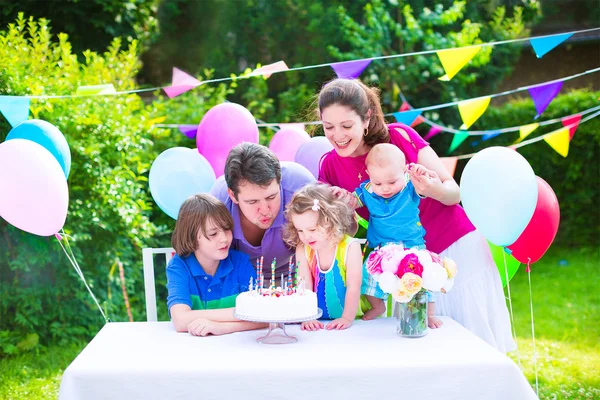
(428, 250), (443, 265)
(396, 252), (424, 278)
(380, 245), (404, 274)
(366, 249), (383, 276)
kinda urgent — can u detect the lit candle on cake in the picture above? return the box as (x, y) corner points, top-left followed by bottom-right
(249, 277), (253, 292)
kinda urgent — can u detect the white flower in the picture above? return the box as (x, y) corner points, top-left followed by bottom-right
(378, 272), (401, 294)
(422, 263), (448, 292)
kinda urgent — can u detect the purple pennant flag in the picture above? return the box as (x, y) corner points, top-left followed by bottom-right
(330, 60), (372, 79)
(528, 81), (563, 118)
(178, 125), (198, 139)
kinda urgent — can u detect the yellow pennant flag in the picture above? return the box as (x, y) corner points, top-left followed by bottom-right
(437, 46), (481, 81)
(544, 127), (570, 157)
(519, 123), (539, 141)
(457, 96), (491, 129)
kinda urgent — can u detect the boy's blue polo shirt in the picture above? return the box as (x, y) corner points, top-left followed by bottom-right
(354, 180), (426, 248)
(166, 249), (256, 311)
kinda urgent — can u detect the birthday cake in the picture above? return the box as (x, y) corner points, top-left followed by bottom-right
(235, 257), (318, 321)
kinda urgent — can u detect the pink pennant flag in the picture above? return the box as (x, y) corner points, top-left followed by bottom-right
(163, 68), (203, 98)
(252, 61), (289, 78)
(440, 157), (458, 177)
(561, 114), (581, 140)
(278, 123), (306, 132)
(528, 81), (563, 118)
(424, 125), (443, 140)
(399, 101), (410, 112)
(330, 60), (372, 79)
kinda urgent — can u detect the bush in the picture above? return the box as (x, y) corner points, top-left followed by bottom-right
(427, 89), (600, 247)
(0, 15), (231, 352)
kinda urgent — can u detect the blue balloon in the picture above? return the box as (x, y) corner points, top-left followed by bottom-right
(460, 147), (538, 247)
(149, 147), (216, 219)
(6, 119), (71, 178)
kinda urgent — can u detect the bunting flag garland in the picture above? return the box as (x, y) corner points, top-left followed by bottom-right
(393, 110), (423, 126)
(448, 131), (470, 154)
(278, 123), (306, 131)
(0, 96), (30, 127)
(163, 68), (203, 98)
(561, 114), (581, 140)
(424, 124), (443, 140)
(330, 59), (372, 79)
(178, 125), (198, 139)
(518, 123), (540, 142)
(530, 33), (574, 58)
(543, 127), (570, 157)
(528, 81), (563, 118)
(251, 61), (289, 78)
(457, 96), (491, 129)
(482, 131), (501, 141)
(440, 157), (458, 177)
(437, 46), (481, 81)
(76, 84), (116, 96)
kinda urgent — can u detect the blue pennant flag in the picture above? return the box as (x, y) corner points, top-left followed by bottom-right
(530, 33), (573, 58)
(0, 96), (30, 127)
(392, 110), (422, 126)
(482, 131), (501, 141)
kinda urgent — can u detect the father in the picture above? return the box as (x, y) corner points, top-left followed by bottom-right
(210, 142), (315, 279)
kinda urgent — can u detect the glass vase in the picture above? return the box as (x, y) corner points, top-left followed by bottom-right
(395, 290), (428, 338)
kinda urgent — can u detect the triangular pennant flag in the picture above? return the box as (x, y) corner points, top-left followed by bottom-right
(424, 125), (443, 140)
(76, 84), (116, 96)
(437, 46), (481, 81)
(399, 101), (410, 112)
(440, 157), (458, 177)
(448, 131), (470, 154)
(544, 127), (570, 157)
(561, 114), (581, 140)
(392, 110), (422, 126)
(528, 81), (563, 118)
(393, 83), (401, 103)
(178, 125), (198, 139)
(482, 131), (501, 141)
(0, 96), (30, 127)
(251, 61), (289, 78)
(530, 33), (573, 58)
(330, 59), (372, 79)
(457, 96), (491, 129)
(279, 123), (306, 132)
(163, 68), (203, 98)
(410, 114), (425, 127)
(519, 123), (539, 141)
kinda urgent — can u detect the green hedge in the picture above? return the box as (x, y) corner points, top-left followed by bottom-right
(427, 89), (600, 247)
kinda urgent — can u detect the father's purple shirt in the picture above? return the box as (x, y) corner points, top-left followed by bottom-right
(210, 162), (315, 280)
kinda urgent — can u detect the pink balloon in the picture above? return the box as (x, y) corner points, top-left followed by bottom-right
(294, 136), (334, 179)
(196, 103), (259, 177)
(0, 139), (69, 236)
(269, 127), (310, 162)
(508, 177), (560, 264)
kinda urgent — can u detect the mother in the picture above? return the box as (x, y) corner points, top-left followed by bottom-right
(317, 78), (514, 352)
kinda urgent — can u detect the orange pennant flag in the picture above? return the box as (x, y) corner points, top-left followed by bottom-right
(543, 127), (570, 157)
(440, 157), (458, 177)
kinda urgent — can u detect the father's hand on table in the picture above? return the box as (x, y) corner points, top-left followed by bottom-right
(301, 320), (324, 331)
(188, 318), (225, 337)
(326, 318), (352, 330)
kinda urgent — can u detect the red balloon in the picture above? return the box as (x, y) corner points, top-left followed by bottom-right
(508, 177), (560, 264)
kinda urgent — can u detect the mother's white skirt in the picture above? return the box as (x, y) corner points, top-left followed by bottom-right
(436, 230), (516, 353)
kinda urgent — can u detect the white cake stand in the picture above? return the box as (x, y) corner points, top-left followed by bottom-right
(233, 309), (323, 344)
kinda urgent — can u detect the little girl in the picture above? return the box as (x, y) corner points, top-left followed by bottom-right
(166, 194), (267, 336)
(284, 183), (369, 331)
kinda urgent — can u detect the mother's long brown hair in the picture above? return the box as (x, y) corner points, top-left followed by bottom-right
(317, 78), (390, 146)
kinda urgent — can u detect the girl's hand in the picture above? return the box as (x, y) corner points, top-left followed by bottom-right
(188, 318), (224, 336)
(301, 320), (324, 331)
(326, 317), (353, 330)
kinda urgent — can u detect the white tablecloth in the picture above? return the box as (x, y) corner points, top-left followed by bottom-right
(59, 317), (536, 400)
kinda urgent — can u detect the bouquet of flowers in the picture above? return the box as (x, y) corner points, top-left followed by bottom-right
(366, 244), (457, 303)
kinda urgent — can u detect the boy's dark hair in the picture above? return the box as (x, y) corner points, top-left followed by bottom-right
(171, 194), (233, 257)
(224, 142), (281, 197)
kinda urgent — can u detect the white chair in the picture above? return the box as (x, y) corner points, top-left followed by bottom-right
(142, 247), (174, 322)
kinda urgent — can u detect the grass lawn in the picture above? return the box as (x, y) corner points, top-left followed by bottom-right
(0, 246), (598, 399)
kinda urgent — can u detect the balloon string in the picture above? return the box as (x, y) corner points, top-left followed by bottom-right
(502, 249), (521, 367)
(55, 231), (109, 323)
(527, 258), (539, 396)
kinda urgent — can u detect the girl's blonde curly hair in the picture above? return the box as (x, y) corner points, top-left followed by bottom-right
(283, 183), (357, 247)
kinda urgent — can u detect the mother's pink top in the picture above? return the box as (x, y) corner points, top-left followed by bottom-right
(318, 122), (475, 254)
